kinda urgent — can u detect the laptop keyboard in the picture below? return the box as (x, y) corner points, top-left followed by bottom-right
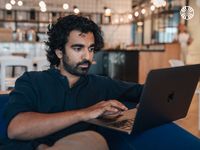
(108, 118), (134, 129)
(97, 109), (137, 131)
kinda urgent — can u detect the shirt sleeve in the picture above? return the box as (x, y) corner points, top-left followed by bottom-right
(3, 72), (38, 128)
(104, 77), (143, 103)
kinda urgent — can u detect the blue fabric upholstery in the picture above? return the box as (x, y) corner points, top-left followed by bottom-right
(0, 94), (9, 139)
(0, 94), (200, 150)
(98, 123), (200, 150)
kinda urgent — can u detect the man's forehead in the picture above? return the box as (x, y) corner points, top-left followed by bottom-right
(66, 30), (95, 45)
(78, 32), (87, 37)
(69, 30), (93, 37)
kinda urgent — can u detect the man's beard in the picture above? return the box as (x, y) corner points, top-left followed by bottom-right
(62, 55), (91, 76)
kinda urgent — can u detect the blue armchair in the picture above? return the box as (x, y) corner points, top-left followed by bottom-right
(0, 94), (9, 141)
(0, 94), (200, 150)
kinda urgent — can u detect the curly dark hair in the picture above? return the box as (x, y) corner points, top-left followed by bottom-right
(45, 15), (104, 67)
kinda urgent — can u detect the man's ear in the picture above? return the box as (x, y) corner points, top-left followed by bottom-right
(55, 49), (63, 59)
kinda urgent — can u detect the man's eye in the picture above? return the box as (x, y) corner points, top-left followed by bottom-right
(73, 47), (82, 51)
(88, 47), (95, 52)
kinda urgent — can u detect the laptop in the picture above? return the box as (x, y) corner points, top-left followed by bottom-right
(86, 64), (200, 134)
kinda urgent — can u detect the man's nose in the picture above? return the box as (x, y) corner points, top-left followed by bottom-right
(82, 49), (91, 60)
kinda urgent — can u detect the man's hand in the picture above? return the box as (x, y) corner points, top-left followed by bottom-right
(81, 100), (128, 121)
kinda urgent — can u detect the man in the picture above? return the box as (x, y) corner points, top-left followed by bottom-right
(1, 15), (143, 150)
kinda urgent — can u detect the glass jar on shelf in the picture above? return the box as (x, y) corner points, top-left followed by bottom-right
(26, 28), (36, 42)
(16, 29), (26, 42)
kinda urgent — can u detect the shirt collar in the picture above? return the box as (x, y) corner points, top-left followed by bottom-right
(48, 67), (87, 89)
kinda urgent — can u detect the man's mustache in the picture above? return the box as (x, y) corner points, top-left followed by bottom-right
(77, 59), (91, 67)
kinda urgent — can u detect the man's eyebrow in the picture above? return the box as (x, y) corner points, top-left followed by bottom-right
(71, 43), (95, 48)
(89, 43), (95, 47)
(71, 44), (84, 47)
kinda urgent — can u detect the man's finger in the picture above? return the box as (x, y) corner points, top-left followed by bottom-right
(108, 100), (128, 111)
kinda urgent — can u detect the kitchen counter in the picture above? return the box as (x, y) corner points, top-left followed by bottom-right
(91, 43), (180, 84)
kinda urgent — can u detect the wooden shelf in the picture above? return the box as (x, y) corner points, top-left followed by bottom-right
(0, 8), (133, 33)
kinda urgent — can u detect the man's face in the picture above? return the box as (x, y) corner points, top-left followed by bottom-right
(60, 30), (95, 76)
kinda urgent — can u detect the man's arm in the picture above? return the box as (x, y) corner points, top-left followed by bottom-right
(8, 100), (127, 140)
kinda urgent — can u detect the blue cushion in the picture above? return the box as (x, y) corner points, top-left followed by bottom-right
(0, 94), (9, 139)
(98, 123), (200, 150)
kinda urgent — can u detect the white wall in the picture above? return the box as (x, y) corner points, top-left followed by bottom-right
(101, 24), (132, 49)
(144, 18), (151, 44)
(187, 0), (200, 64)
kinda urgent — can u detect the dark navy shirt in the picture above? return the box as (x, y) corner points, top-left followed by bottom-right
(1, 68), (143, 149)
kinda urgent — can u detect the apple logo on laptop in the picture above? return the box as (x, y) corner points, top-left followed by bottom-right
(167, 92), (175, 103)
